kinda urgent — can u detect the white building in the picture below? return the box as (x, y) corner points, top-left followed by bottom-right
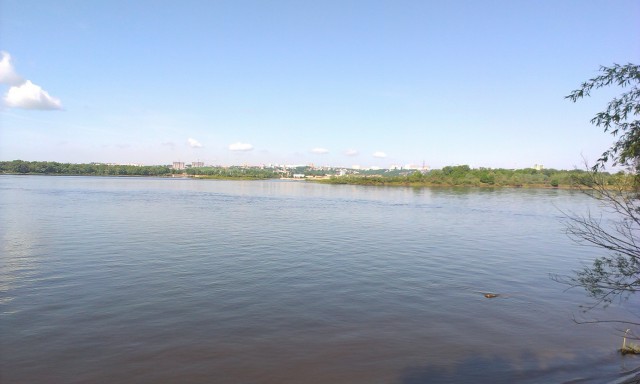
(172, 162), (185, 170)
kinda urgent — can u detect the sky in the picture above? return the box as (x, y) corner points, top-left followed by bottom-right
(0, 1), (639, 170)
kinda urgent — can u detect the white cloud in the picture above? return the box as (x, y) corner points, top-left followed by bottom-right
(312, 148), (329, 154)
(229, 142), (254, 151)
(345, 149), (359, 156)
(0, 52), (24, 86)
(4, 80), (63, 110)
(1, 52), (62, 110)
(373, 151), (388, 158)
(187, 138), (203, 148)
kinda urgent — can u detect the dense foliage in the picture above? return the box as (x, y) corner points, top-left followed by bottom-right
(185, 166), (279, 179)
(0, 160), (171, 176)
(0, 160), (279, 180)
(321, 166), (622, 188)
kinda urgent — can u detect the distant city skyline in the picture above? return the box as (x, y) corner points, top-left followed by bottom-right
(1, 1), (639, 170)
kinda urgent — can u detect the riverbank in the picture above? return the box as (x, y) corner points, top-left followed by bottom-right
(1, 160), (629, 189)
(0, 172), (622, 191)
(309, 177), (575, 189)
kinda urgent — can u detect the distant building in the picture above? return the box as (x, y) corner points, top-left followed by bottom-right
(192, 161), (204, 168)
(172, 162), (185, 170)
(533, 164), (544, 171)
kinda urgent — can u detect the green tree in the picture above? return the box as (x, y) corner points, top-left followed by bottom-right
(479, 171), (495, 185)
(566, 63), (640, 171)
(560, 64), (640, 332)
(407, 170), (423, 183)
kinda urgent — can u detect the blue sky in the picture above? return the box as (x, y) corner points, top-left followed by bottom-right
(1, 1), (638, 169)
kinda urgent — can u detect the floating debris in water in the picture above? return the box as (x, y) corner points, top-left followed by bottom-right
(621, 329), (640, 355)
(472, 290), (501, 299)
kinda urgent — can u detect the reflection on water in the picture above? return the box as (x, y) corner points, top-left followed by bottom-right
(0, 191), (44, 309)
(0, 175), (638, 383)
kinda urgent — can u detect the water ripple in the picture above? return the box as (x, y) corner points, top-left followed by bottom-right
(0, 176), (632, 383)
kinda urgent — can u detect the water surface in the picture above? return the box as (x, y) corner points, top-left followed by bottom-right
(1, 175), (638, 383)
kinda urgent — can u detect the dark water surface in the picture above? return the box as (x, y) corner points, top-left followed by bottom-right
(1, 175), (639, 383)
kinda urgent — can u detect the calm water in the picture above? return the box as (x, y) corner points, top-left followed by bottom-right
(1, 175), (639, 383)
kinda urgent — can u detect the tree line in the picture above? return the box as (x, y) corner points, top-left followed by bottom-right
(2, 159), (629, 187)
(0, 160), (172, 176)
(185, 166), (279, 179)
(322, 165), (625, 188)
(0, 160), (281, 179)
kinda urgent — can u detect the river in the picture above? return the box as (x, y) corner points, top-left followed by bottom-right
(1, 175), (638, 383)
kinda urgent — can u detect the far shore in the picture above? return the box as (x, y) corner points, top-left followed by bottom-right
(1, 172), (594, 190)
(1, 160), (628, 190)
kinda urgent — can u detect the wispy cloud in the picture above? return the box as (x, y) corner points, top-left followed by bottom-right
(229, 142), (254, 151)
(0, 52), (24, 86)
(345, 149), (359, 156)
(1, 51), (62, 110)
(373, 151), (387, 158)
(187, 138), (203, 148)
(312, 147), (329, 154)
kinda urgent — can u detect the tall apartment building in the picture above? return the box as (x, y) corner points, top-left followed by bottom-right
(172, 162), (185, 170)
